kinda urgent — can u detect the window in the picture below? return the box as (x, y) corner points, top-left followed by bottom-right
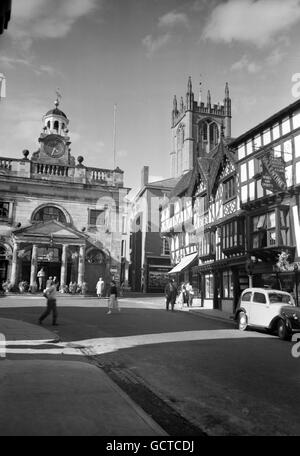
(241, 163), (247, 182)
(204, 274), (214, 299)
(253, 292), (266, 304)
(223, 270), (233, 298)
(246, 141), (253, 155)
(222, 219), (244, 251)
(241, 185), (248, 203)
(199, 231), (215, 257)
(293, 111), (300, 130)
(238, 144), (245, 160)
(33, 206), (66, 224)
(282, 117), (291, 135)
(54, 120), (59, 131)
(283, 139), (292, 163)
(0, 202), (9, 219)
(251, 210), (277, 248)
(263, 129), (271, 145)
(121, 240), (126, 257)
(272, 124), (280, 141)
(254, 134), (261, 149)
(89, 209), (106, 226)
(199, 194), (209, 214)
(223, 177), (236, 201)
(295, 135), (300, 158)
(162, 238), (170, 255)
(242, 292), (252, 302)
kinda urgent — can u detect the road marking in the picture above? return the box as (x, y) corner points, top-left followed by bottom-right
(4, 329), (275, 356)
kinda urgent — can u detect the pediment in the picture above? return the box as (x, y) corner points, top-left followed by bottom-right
(13, 220), (86, 240)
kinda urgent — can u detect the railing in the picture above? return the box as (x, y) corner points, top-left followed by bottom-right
(0, 158), (12, 170)
(31, 162), (69, 177)
(88, 168), (111, 182)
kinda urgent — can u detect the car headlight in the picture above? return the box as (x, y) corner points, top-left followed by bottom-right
(292, 313), (299, 320)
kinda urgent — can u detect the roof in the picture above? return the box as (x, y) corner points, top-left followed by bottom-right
(229, 98), (300, 147)
(148, 177), (180, 189)
(45, 108), (67, 119)
(168, 170), (194, 199)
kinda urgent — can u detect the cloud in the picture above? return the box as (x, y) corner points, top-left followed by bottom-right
(117, 149), (128, 159)
(266, 48), (286, 66)
(142, 34), (171, 56)
(202, 0), (300, 48)
(231, 55), (262, 73)
(158, 11), (189, 28)
(8, 0), (100, 46)
(0, 55), (60, 77)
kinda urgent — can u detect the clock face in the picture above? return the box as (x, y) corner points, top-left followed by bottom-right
(44, 137), (65, 158)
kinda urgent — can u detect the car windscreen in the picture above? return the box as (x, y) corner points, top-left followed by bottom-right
(268, 293), (293, 304)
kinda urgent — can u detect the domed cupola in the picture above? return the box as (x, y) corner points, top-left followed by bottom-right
(32, 92), (75, 166)
(42, 94), (69, 137)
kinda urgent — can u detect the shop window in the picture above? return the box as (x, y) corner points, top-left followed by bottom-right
(223, 270), (233, 298)
(204, 274), (214, 299)
(0, 202), (9, 219)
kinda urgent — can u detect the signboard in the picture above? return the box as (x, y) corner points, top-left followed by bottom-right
(261, 150), (287, 192)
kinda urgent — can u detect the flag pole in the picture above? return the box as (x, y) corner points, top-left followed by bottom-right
(113, 104), (117, 169)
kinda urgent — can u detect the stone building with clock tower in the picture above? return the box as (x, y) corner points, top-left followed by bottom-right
(0, 97), (130, 294)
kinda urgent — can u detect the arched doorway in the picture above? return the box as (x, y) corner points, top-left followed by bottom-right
(85, 248), (107, 295)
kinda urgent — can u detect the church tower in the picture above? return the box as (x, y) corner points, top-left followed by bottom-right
(170, 77), (232, 178)
(31, 93), (75, 166)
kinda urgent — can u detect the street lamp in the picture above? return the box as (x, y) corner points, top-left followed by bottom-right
(294, 263), (299, 307)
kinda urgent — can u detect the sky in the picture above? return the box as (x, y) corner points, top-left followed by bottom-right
(0, 0), (300, 191)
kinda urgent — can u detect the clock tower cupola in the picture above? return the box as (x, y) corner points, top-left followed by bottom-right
(32, 92), (75, 166)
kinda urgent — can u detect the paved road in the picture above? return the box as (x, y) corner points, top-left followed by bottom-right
(1, 295), (300, 436)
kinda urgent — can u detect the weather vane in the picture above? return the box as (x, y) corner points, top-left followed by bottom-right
(55, 88), (62, 106)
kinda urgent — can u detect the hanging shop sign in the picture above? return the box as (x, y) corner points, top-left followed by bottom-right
(261, 150), (287, 192)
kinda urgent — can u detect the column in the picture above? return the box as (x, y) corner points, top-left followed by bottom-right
(60, 244), (68, 292)
(10, 242), (19, 288)
(77, 245), (85, 286)
(29, 244), (38, 292)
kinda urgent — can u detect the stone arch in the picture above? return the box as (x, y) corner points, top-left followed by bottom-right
(31, 203), (71, 225)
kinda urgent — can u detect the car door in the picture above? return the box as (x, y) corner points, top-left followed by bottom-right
(240, 291), (253, 322)
(250, 291), (269, 327)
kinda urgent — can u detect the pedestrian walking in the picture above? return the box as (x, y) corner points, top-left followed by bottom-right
(165, 278), (177, 311)
(39, 280), (58, 326)
(186, 282), (194, 307)
(107, 280), (120, 314)
(96, 277), (105, 298)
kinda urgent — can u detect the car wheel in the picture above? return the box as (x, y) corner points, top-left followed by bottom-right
(238, 311), (248, 331)
(277, 319), (291, 341)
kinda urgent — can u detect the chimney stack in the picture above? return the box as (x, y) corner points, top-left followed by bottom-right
(141, 166), (149, 187)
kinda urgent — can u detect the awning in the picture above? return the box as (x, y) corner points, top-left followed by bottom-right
(168, 252), (198, 274)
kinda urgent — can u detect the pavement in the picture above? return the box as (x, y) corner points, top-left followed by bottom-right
(0, 314), (167, 436)
(0, 296), (234, 436)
